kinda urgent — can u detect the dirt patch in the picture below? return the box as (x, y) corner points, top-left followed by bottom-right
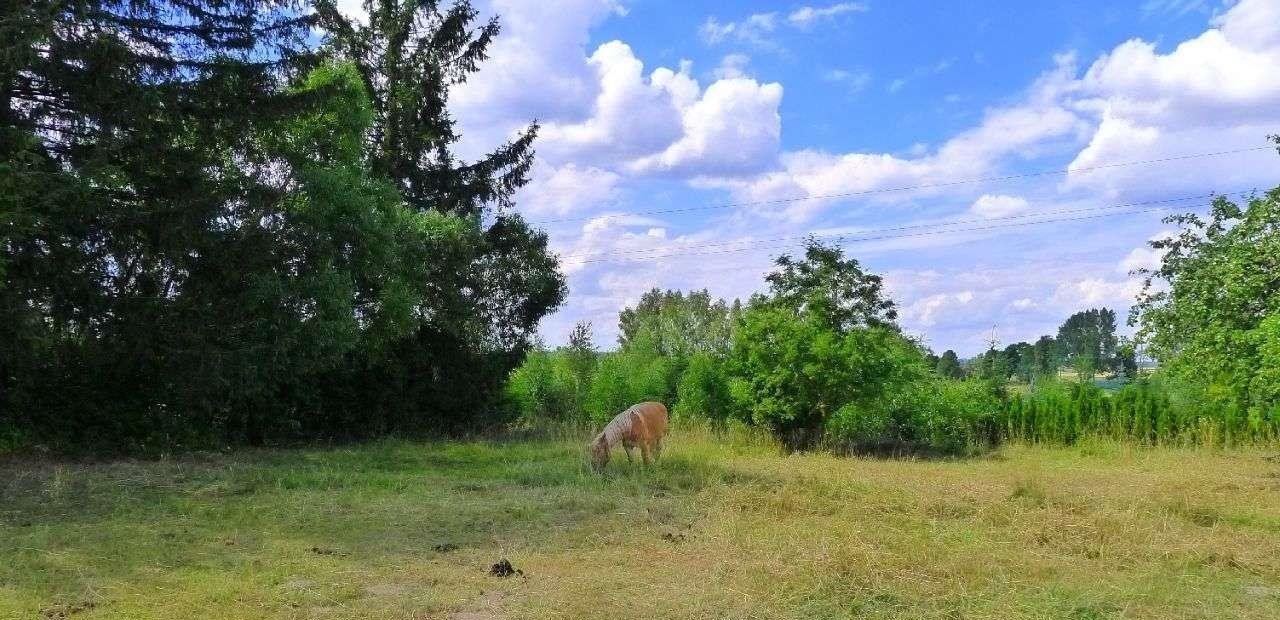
(489, 559), (523, 578)
(434, 542), (459, 553)
(661, 532), (686, 544)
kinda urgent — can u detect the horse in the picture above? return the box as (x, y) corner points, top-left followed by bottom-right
(587, 402), (668, 472)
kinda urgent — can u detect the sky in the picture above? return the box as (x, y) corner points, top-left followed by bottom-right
(348, 0), (1280, 355)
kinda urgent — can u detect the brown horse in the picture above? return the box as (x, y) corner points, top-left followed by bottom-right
(588, 402), (668, 472)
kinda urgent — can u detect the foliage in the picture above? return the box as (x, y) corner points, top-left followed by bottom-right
(1031, 335), (1061, 377)
(1057, 308), (1119, 379)
(1132, 168), (1280, 420)
(674, 352), (733, 422)
(1, 1), (564, 453)
(617, 288), (739, 360)
(935, 350), (965, 379)
(762, 238), (897, 332)
(585, 351), (674, 424)
(562, 322), (598, 419)
(1003, 376), (1279, 446)
(504, 349), (575, 424)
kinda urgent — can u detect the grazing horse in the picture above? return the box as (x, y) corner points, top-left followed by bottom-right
(588, 402), (668, 472)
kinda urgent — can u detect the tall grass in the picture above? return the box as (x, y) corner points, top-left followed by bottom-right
(1002, 378), (1280, 447)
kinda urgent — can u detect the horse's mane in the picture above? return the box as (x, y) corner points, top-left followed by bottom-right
(597, 406), (637, 448)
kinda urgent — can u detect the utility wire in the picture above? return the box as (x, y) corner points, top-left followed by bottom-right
(528, 145), (1273, 225)
(559, 190), (1249, 261)
(571, 201), (1209, 265)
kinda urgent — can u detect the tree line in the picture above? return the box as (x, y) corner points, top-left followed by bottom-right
(1, 1), (564, 453)
(508, 161), (1280, 451)
(935, 306), (1138, 383)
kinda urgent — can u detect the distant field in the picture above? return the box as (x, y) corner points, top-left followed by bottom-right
(3, 429), (1279, 619)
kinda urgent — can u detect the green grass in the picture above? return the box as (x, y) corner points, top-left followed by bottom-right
(2, 428), (1279, 619)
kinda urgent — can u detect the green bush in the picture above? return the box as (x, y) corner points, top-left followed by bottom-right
(674, 352), (733, 421)
(586, 351), (674, 424)
(504, 351), (575, 423)
(728, 303), (990, 454)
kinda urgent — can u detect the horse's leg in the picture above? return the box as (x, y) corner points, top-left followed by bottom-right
(640, 442), (652, 466)
(623, 442), (634, 463)
(652, 439), (662, 463)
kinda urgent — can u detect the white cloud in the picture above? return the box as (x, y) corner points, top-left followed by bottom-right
(452, 0), (627, 159)
(538, 41), (687, 162)
(333, 0), (369, 24)
(1010, 298), (1038, 311)
(822, 68), (872, 93)
(713, 54), (752, 79)
(1052, 277), (1143, 309)
(628, 77), (784, 177)
(700, 13), (779, 47)
(447, 0), (1280, 353)
(516, 161), (621, 217)
(1064, 0), (1280, 194)
(702, 59), (1081, 222)
(970, 194), (1030, 218)
(787, 2), (869, 28)
(703, 3), (867, 50)
(1141, 0), (1211, 19)
(902, 290), (975, 326)
(887, 57), (957, 94)
(1116, 229), (1177, 273)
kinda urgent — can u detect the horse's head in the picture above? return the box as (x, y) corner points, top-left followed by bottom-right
(587, 435), (610, 473)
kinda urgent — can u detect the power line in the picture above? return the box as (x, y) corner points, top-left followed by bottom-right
(570, 201), (1209, 265)
(559, 190), (1249, 261)
(527, 145), (1273, 225)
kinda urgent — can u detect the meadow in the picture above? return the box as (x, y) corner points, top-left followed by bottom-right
(3, 427), (1278, 620)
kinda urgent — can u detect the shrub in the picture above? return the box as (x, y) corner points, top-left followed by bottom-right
(727, 303), (988, 453)
(505, 351), (575, 423)
(674, 352), (733, 421)
(585, 351), (674, 424)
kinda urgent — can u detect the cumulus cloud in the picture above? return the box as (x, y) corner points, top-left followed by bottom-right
(700, 58), (1082, 221)
(970, 194), (1030, 218)
(537, 41), (687, 162)
(628, 77), (784, 176)
(452, 0), (627, 158)
(1064, 0), (1280, 194)
(902, 290), (975, 327)
(449, 0), (1280, 352)
(1010, 298), (1038, 311)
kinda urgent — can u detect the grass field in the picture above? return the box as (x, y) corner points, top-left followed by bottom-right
(3, 428), (1279, 619)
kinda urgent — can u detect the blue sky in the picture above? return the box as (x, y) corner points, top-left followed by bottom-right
(419, 0), (1280, 355)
